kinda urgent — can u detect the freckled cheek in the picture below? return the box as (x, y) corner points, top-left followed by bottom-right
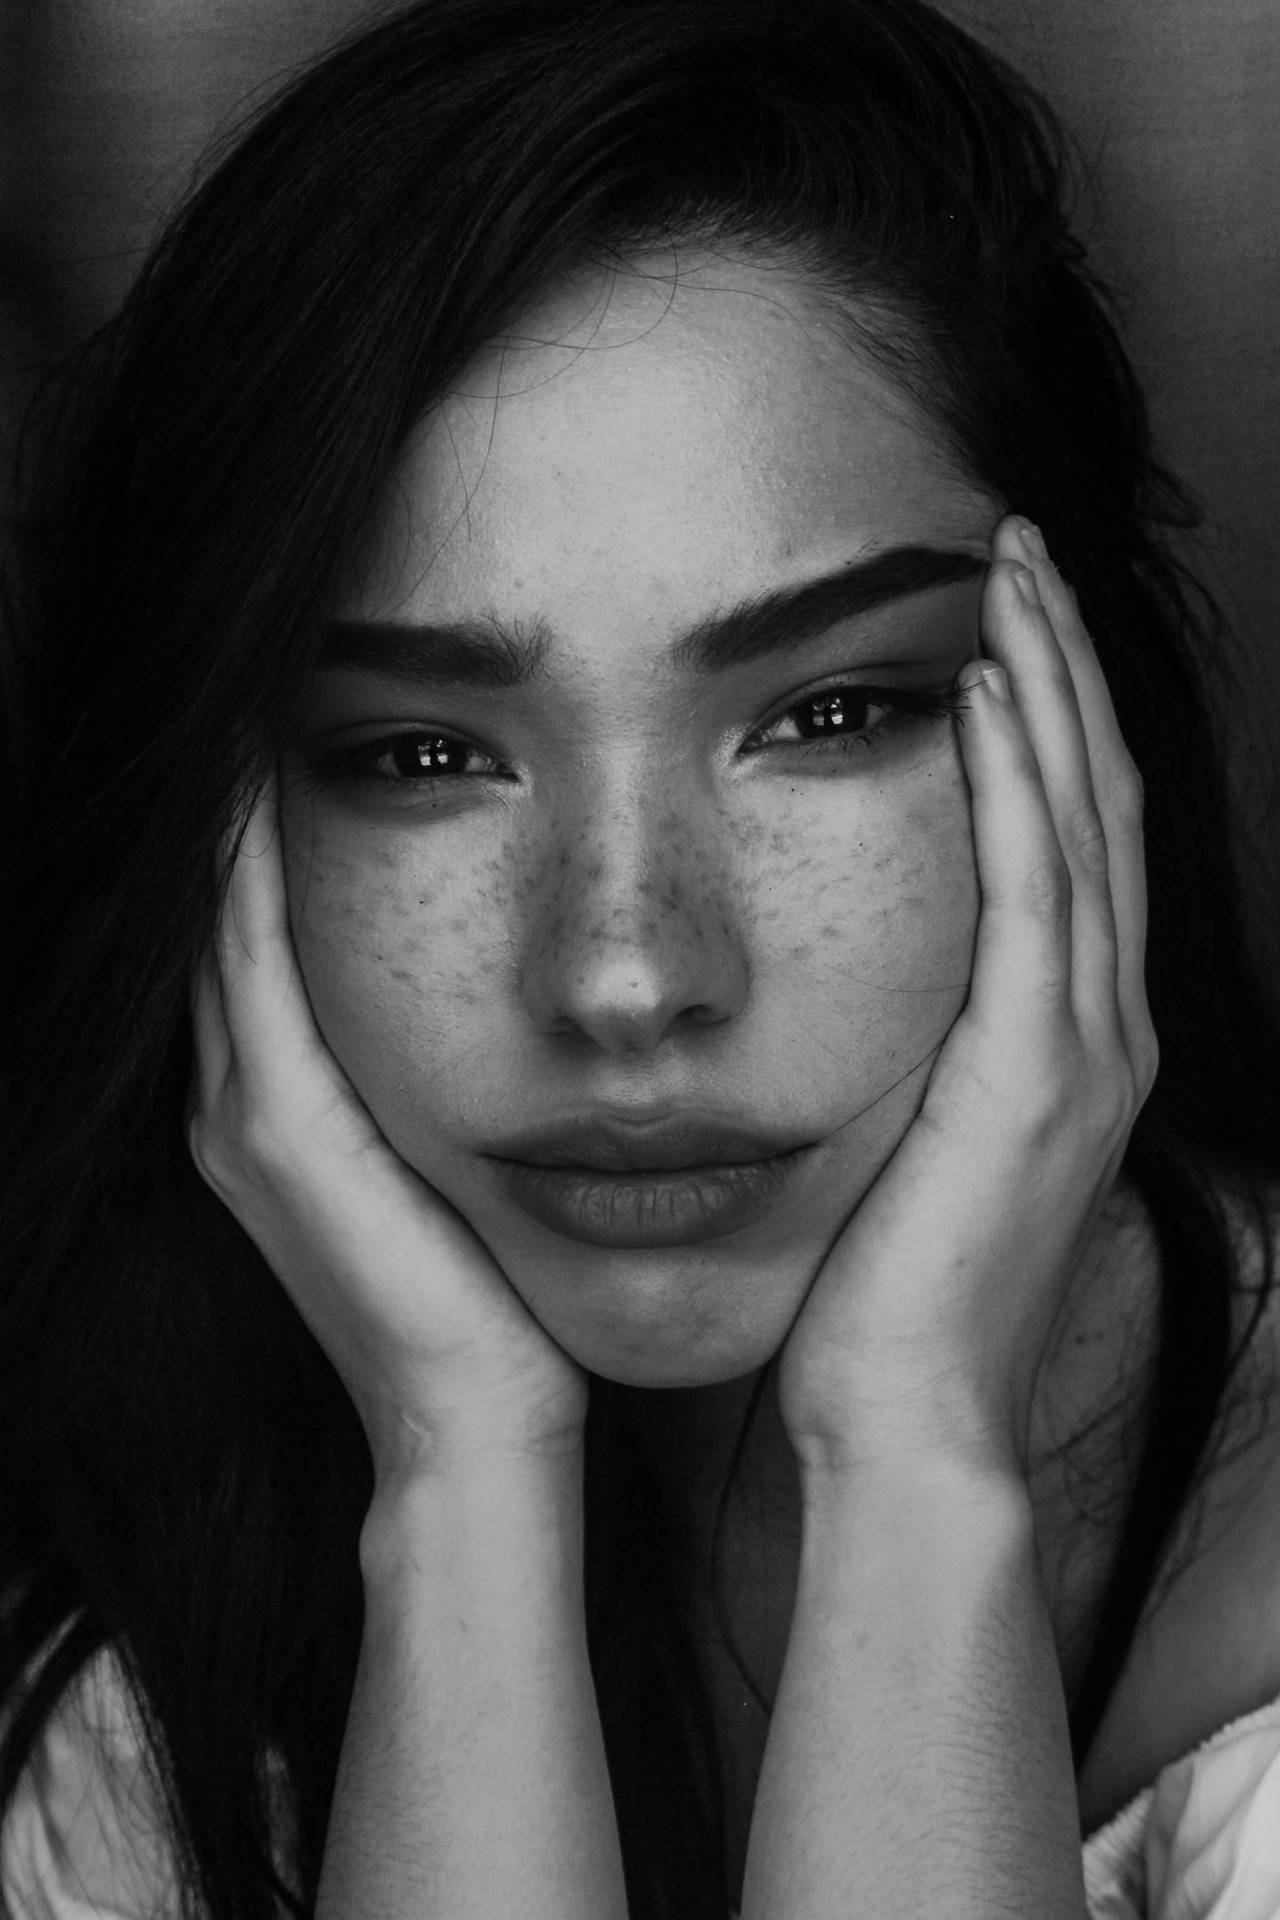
(279, 802), (510, 1109)
(750, 764), (980, 1080)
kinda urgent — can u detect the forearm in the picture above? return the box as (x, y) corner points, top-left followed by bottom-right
(316, 1449), (627, 1920)
(741, 1451), (1086, 1920)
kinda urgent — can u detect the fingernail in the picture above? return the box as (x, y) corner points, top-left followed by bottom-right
(1014, 566), (1042, 609)
(1018, 520), (1048, 560)
(960, 663), (1010, 702)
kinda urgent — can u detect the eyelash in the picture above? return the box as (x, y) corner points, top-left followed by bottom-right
(303, 681), (970, 792)
(743, 682), (968, 754)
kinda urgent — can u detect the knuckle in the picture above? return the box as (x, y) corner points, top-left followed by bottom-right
(1021, 851), (1072, 927)
(187, 1110), (235, 1198)
(186, 1110), (209, 1174)
(1012, 1041), (1082, 1133)
(1109, 756), (1145, 822)
(1016, 1040), (1141, 1147)
(1032, 956), (1071, 1007)
(188, 1090), (294, 1199)
(1134, 1026), (1161, 1101)
(238, 1106), (299, 1183)
(1018, 1081), (1068, 1144)
(1087, 1040), (1159, 1140)
(1064, 799), (1110, 875)
(1093, 1076), (1138, 1141)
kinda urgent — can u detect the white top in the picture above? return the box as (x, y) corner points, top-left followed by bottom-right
(4, 1648), (1280, 1918)
(1081, 1692), (1280, 1919)
(0, 1648), (176, 1919)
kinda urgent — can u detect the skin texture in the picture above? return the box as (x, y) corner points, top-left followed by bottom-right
(281, 254), (998, 1388)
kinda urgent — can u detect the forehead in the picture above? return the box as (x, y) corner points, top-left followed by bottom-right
(349, 252), (993, 624)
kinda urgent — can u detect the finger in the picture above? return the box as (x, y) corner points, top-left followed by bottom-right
(997, 519), (1152, 1069)
(216, 772), (323, 1086)
(979, 543), (1120, 1034)
(953, 652), (1074, 1040)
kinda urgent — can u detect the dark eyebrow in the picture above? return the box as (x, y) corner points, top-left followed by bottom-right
(673, 544), (986, 672)
(320, 615), (553, 690)
(320, 544), (987, 688)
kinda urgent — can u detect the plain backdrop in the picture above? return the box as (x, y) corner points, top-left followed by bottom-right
(2, 0), (1277, 864)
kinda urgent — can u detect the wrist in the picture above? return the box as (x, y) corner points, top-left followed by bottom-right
(797, 1428), (1035, 1535)
(365, 1404), (587, 1497)
(795, 1448), (1044, 1645)
(787, 1372), (1033, 1490)
(361, 1441), (585, 1584)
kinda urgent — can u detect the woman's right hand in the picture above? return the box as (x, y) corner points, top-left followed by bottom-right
(187, 777), (589, 1483)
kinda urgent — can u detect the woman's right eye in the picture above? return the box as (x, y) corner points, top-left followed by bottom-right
(307, 729), (509, 788)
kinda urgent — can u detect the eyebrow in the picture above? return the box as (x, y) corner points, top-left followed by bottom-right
(320, 544), (987, 689)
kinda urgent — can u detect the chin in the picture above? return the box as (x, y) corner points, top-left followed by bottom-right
(474, 1226), (820, 1389)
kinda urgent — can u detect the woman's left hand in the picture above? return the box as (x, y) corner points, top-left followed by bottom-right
(776, 513), (1160, 1480)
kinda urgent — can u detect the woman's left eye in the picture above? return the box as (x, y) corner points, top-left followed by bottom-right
(743, 682), (964, 754)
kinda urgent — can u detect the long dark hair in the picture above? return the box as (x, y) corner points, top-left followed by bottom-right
(3, 1), (1278, 1914)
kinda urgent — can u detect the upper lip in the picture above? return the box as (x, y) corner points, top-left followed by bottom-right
(487, 1113), (814, 1172)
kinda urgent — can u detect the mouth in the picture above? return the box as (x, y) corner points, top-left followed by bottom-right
(485, 1113), (818, 1249)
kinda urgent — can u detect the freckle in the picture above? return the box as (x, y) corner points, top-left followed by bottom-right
(389, 966), (415, 984)
(450, 916), (468, 935)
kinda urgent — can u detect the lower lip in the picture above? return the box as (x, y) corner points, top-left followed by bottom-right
(489, 1151), (812, 1249)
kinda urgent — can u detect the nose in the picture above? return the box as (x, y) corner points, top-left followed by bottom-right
(517, 796), (751, 1054)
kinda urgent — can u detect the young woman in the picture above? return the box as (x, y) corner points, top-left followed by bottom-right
(2, 0), (1279, 1915)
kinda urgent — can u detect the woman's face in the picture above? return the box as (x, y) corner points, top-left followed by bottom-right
(282, 254), (999, 1387)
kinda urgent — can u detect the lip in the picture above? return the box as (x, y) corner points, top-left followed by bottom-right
(487, 1113), (811, 1172)
(485, 1112), (817, 1248)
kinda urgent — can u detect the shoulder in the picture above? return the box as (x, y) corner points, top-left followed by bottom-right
(1144, 1168), (1280, 1680)
(1191, 1169), (1280, 1580)
(1083, 1688), (1280, 1919)
(0, 1644), (180, 1920)
(1080, 1171), (1280, 1826)
(1, 1641), (301, 1918)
